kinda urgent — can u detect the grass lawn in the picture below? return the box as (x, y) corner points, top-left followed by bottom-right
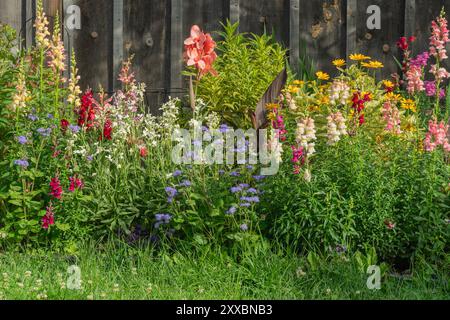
(0, 243), (448, 300)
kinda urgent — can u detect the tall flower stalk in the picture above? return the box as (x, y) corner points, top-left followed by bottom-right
(47, 14), (66, 120)
(429, 8), (450, 118)
(34, 0), (50, 110)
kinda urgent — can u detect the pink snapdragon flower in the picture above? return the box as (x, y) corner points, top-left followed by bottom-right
(424, 119), (450, 152)
(429, 13), (450, 61)
(424, 81), (446, 98)
(382, 101), (402, 135)
(327, 112), (347, 145)
(406, 64), (425, 94)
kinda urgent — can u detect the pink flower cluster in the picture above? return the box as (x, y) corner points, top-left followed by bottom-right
(271, 109), (288, 142)
(424, 119), (450, 152)
(291, 145), (306, 174)
(382, 101), (402, 135)
(406, 64), (425, 94)
(184, 25), (218, 78)
(424, 81), (446, 98)
(429, 14), (450, 61)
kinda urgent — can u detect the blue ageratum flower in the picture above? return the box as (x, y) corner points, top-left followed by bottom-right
(165, 187), (178, 203)
(226, 206), (237, 215)
(230, 186), (243, 194)
(14, 159), (29, 169)
(179, 180), (192, 187)
(230, 171), (240, 177)
(172, 170), (183, 177)
(154, 214), (172, 229)
(69, 125), (81, 134)
(219, 124), (229, 133)
(28, 114), (38, 122)
(240, 196), (260, 203)
(246, 188), (259, 194)
(17, 136), (28, 145)
(37, 128), (52, 137)
(240, 224), (249, 232)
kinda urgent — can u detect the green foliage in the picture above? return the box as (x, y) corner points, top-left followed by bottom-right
(265, 133), (450, 265)
(196, 21), (286, 128)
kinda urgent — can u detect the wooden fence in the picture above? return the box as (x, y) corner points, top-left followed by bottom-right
(1, 0), (450, 112)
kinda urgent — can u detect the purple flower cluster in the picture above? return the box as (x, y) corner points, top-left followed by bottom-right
(165, 187), (178, 203)
(424, 81), (446, 98)
(240, 196), (260, 203)
(69, 125), (81, 134)
(226, 206), (237, 215)
(17, 136), (28, 145)
(173, 170), (183, 177)
(154, 214), (172, 229)
(179, 180), (192, 187)
(14, 159), (29, 169)
(37, 128), (52, 137)
(410, 51), (430, 68)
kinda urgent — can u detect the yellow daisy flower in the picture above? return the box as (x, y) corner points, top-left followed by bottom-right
(332, 59), (346, 68)
(316, 71), (330, 81)
(385, 92), (401, 101)
(293, 80), (305, 86)
(361, 60), (384, 69)
(349, 54), (371, 61)
(266, 103), (279, 111)
(288, 85), (300, 94)
(400, 98), (417, 113)
(382, 80), (394, 88)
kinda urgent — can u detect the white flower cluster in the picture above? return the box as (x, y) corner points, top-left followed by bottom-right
(296, 118), (317, 157)
(327, 112), (348, 145)
(329, 80), (350, 106)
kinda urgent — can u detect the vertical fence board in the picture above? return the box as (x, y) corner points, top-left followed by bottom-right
(68, 0), (113, 93)
(0, 0), (23, 35)
(3, 0), (450, 111)
(298, 0), (346, 75)
(239, 0), (290, 47)
(123, 0), (170, 111)
(353, 0), (405, 78)
(412, 0), (450, 54)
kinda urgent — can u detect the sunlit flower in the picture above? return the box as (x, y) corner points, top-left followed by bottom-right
(349, 54), (371, 61)
(361, 60), (384, 69)
(34, 0), (50, 49)
(316, 71), (330, 81)
(184, 25), (218, 78)
(332, 59), (346, 68)
(400, 98), (417, 113)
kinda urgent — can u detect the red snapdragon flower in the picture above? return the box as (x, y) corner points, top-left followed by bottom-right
(139, 146), (148, 158)
(49, 177), (63, 200)
(351, 92), (371, 126)
(60, 119), (69, 132)
(69, 177), (84, 192)
(42, 203), (55, 230)
(77, 90), (97, 128)
(102, 119), (113, 141)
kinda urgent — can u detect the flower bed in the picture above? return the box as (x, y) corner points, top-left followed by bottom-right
(0, 1), (448, 272)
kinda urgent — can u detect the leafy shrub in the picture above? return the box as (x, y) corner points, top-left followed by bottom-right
(196, 21), (286, 128)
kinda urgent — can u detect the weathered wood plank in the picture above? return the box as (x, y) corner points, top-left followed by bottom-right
(239, 0), (290, 47)
(354, 0), (405, 78)
(113, 0), (124, 90)
(0, 0), (23, 34)
(170, 0), (183, 98)
(289, 0), (299, 73)
(123, 0), (170, 111)
(69, 0), (113, 93)
(297, 0), (346, 75)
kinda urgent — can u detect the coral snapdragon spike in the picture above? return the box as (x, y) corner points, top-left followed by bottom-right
(184, 25), (218, 78)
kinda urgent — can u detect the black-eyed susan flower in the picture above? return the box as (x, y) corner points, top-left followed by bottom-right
(361, 60), (384, 69)
(332, 59), (346, 67)
(349, 54), (371, 61)
(316, 71), (330, 81)
(401, 98), (417, 112)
